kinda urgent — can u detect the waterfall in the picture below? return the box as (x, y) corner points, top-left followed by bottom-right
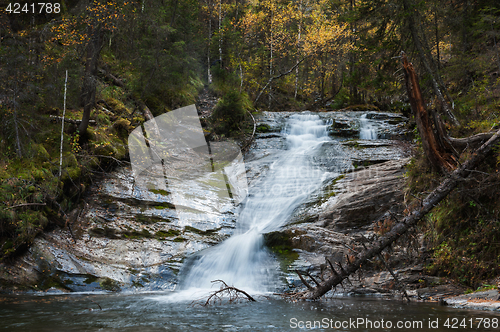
(359, 114), (378, 140)
(178, 113), (331, 295)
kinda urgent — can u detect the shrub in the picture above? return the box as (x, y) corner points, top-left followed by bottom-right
(211, 90), (252, 136)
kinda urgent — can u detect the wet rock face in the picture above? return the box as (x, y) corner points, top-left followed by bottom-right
(319, 159), (409, 232)
(0, 164), (239, 293)
(0, 110), (412, 293)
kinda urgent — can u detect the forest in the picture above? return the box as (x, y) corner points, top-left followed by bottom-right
(1, 0), (500, 292)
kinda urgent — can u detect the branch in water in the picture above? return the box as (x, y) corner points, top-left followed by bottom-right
(201, 280), (257, 306)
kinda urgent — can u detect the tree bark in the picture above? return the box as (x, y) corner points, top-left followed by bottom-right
(402, 52), (456, 173)
(290, 125), (500, 300)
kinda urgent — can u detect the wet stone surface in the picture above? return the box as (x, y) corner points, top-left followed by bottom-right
(0, 110), (413, 294)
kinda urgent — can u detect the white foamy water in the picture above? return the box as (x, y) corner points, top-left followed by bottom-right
(174, 113), (332, 298)
(359, 114), (378, 139)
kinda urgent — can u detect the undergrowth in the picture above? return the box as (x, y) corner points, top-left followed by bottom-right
(405, 138), (500, 288)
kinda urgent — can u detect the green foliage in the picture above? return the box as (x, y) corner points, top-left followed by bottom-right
(211, 90), (252, 136)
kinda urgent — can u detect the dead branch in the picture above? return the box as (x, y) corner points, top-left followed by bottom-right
(4, 203), (46, 209)
(202, 280), (256, 306)
(254, 56), (308, 104)
(295, 270), (313, 290)
(98, 68), (124, 87)
(242, 109), (257, 152)
(305, 270), (321, 288)
(50, 115), (96, 125)
(288, 126), (500, 300)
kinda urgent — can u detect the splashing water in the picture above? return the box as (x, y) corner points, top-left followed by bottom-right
(359, 114), (378, 140)
(176, 113), (332, 298)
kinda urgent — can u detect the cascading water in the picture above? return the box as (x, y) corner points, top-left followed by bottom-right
(359, 114), (378, 139)
(178, 113), (332, 296)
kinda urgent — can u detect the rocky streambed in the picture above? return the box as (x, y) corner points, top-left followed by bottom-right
(1, 110), (426, 297)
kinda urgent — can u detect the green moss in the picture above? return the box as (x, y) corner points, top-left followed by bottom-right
(99, 277), (121, 291)
(149, 189), (170, 196)
(172, 237), (187, 242)
(113, 118), (131, 133)
(61, 166), (81, 181)
(183, 226), (217, 235)
(256, 124), (272, 133)
(264, 231), (299, 271)
(155, 229), (180, 238)
(136, 214), (170, 224)
(122, 228), (152, 239)
(38, 274), (72, 291)
(34, 144), (50, 160)
(89, 227), (118, 239)
(132, 280), (144, 288)
(83, 275), (99, 284)
(151, 202), (175, 210)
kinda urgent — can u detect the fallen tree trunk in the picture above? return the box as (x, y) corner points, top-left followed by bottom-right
(98, 68), (124, 87)
(50, 115), (96, 125)
(288, 126), (500, 300)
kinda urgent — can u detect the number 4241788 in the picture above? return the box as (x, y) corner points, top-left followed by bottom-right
(6, 3), (61, 14)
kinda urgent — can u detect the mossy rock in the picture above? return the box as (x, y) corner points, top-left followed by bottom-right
(85, 128), (96, 141)
(173, 237), (187, 242)
(106, 98), (128, 115)
(61, 166), (82, 181)
(113, 118), (131, 132)
(256, 123), (272, 133)
(94, 142), (118, 157)
(330, 120), (351, 130)
(263, 231), (299, 270)
(155, 229), (181, 239)
(149, 189), (170, 196)
(38, 274), (72, 291)
(184, 226), (217, 235)
(136, 214), (170, 224)
(63, 153), (79, 168)
(83, 275), (98, 284)
(34, 144), (50, 160)
(89, 226), (118, 239)
(151, 202), (175, 210)
(122, 228), (152, 239)
(99, 277), (121, 291)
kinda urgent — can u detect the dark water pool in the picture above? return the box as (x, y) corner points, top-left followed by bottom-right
(1, 293), (499, 331)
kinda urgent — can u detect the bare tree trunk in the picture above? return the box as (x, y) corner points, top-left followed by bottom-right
(269, 2), (274, 109)
(59, 70), (68, 178)
(170, 0), (178, 27)
(207, 0), (213, 83)
(402, 52), (456, 173)
(294, 0), (304, 99)
(492, 21), (500, 75)
(218, 0), (222, 64)
(290, 126), (500, 300)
